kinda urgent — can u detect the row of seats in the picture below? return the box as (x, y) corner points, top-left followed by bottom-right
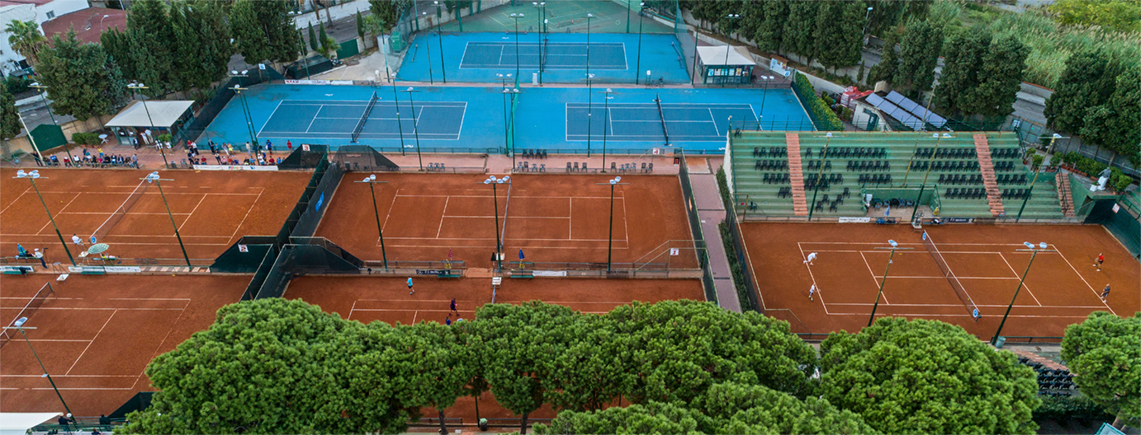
(804, 178), (832, 190)
(939, 173), (983, 185)
(992, 147), (1021, 159)
(945, 188), (987, 199)
(805, 160), (831, 171)
(815, 197), (844, 212)
(522, 149), (548, 159)
(808, 147), (886, 159)
(755, 159), (789, 171)
(859, 174), (893, 185)
(753, 147), (788, 157)
(847, 160), (890, 172)
(915, 147), (977, 159)
(912, 160), (980, 172)
(871, 198), (916, 208)
(998, 173), (1029, 184)
(1003, 188), (1032, 199)
(1019, 358), (1076, 392)
(763, 173), (791, 184)
(805, 173), (844, 184)
(776, 187), (792, 198)
(994, 161), (1017, 171)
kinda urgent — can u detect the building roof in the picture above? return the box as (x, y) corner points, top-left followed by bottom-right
(41, 7), (127, 45)
(106, 100), (195, 129)
(697, 46), (756, 67)
(0, 0), (53, 7)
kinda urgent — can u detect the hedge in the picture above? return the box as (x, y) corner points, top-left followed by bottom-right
(793, 72), (843, 131)
(1060, 152), (1134, 192)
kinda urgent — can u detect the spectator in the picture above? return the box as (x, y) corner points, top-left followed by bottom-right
(287, 140), (293, 152)
(32, 151), (43, 166)
(99, 414), (110, 425)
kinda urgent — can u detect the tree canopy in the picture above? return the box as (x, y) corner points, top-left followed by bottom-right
(230, 0), (303, 66)
(893, 18), (943, 98)
(35, 32), (124, 124)
(5, 19), (47, 67)
(818, 318), (1040, 434)
(0, 87), (19, 142)
(1060, 312), (1141, 428)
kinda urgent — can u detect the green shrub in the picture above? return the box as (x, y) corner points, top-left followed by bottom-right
(793, 73), (843, 131)
(1060, 152), (1107, 176)
(1031, 154), (1044, 171)
(4, 76), (31, 95)
(71, 132), (98, 145)
(1110, 168), (1134, 192)
(1033, 395), (1114, 427)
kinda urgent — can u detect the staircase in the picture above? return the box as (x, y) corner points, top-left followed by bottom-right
(1056, 172), (1076, 217)
(973, 134), (1005, 217)
(786, 133), (808, 216)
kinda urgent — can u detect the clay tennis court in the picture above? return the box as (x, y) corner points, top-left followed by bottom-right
(0, 274), (247, 415)
(315, 173), (697, 270)
(741, 223), (1139, 340)
(1, 168), (311, 264)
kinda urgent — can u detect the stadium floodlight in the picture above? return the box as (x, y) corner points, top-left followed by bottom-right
(4, 316), (71, 415)
(355, 175), (390, 269)
(597, 176), (629, 271)
(141, 172), (192, 268)
(481, 176), (510, 271)
(13, 317), (27, 328)
(888, 239), (898, 247)
(994, 241), (1055, 346)
(14, 170), (74, 265)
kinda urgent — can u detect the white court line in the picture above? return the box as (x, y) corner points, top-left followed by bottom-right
(998, 252), (1042, 306)
(178, 193), (209, 231)
(303, 105), (323, 133)
(1053, 246), (1117, 316)
(0, 187), (30, 214)
(227, 190), (263, 241)
(349, 300), (358, 321)
(256, 100), (284, 137)
(859, 250), (890, 304)
(437, 197), (450, 238)
(66, 310), (116, 375)
(444, 215), (569, 219)
(621, 192), (629, 246)
(708, 108), (720, 137)
(797, 242), (830, 314)
(568, 197), (573, 240)
(381, 187), (400, 232)
(827, 302), (1074, 308)
(36, 192), (81, 235)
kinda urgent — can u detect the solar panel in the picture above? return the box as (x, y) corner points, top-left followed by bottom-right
(867, 93), (925, 130)
(886, 91), (947, 129)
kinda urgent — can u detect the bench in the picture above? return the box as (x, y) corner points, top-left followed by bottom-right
(437, 271), (462, 279)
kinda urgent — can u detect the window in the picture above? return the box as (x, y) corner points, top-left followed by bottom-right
(45, 10), (55, 19)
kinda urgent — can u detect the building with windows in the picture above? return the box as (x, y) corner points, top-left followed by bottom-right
(696, 45), (756, 85)
(0, 0), (90, 77)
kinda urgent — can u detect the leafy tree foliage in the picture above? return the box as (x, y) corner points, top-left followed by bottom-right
(932, 28), (991, 116)
(308, 23), (319, 52)
(100, 29), (134, 80)
(866, 31), (899, 85)
(368, 0), (412, 33)
(5, 19), (47, 67)
(125, 0), (176, 97)
(893, 19), (943, 98)
(170, 0), (231, 93)
(230, 0), (303, 66)
(783, 1), (818, 61)
(0, 87), (20, 142)
(1060, 312), (1141, 428)
(819, 318), (1040, 434)
(1049, 0), (1141, 34)
(1044, 49), (1122, 133)
(958, 35), (1029, 117)
(1079, 65), (1141, 165)
(535, 402), (705, 435)
(36, 32), (123, 123)
(814, 1), (866, 72)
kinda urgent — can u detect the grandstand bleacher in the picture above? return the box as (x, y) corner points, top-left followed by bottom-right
(726, 132), (1066, 220)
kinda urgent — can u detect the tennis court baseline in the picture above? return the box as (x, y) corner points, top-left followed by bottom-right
(257, 100), (467, 141)
(460, 41), (628, 69)
(566, 102), (757, 142)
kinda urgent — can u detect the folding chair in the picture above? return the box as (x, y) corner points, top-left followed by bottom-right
(573, 162), (579, 171)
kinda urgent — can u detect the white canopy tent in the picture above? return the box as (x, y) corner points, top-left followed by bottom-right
(105, 100), (195, 129)
(696, 46), (757, 85)
(0, 412), (61, 435)
(696, 46), (756, 67)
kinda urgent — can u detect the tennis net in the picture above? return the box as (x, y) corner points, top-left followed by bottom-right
(655, 93), (669, 145)
(352, 91), (378, 143)
(0, 283), (55, 349)
(92, 180), (150, 241)
(922, 231), (980, 318)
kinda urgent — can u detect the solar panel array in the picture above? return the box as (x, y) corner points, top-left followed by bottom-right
(886, 91), (947, 128)
(866, 93), (926, 130)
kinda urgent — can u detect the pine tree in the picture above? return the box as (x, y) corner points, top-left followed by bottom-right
(783, 1), (818, 62)
(126, 0), (176, 96)
(36, 31), (117, 123)
(231, 0), (303, 66)
(932, 28), (991, 115)
(866, 31), (899, 85)
(357, 10), (366, 41)
(308, 23), (318, 52)
(959, 35), (1029, 117)
(319, 21), (330, 55)
(0, 87), (20, 142)
(1044, 50), (1122, 133)
(1080, 65), (1140, 163)
(893, 19), (943, 98)
(815, 1), (865, 73)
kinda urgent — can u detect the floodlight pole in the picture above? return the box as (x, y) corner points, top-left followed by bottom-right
(992, 243), (1052, 346)
(30, 83), (73, 162)
(227, 72), (259, 155)
(599, 88), (615, 171)
(403, 88), (424, 171)
(586, 13), (593, 157)
(356, 177), (390, 269)
(4, 322), (71, 416)
(482, 176), (509, 272)
(434, 1), (447, 84)
(498, 74), (512, 154)
(900, 135), (922, 187)
(757, 76), (771, 129)
(533, 2), (546, 85)
(146, 173), (193, 268)
(384, 68), (407, 156)
(910, 133), (947, 224)
(724, 14), (740, 86)
(597, 178), (627, 271)
(635, 2), (644, 85)
(128, 83), (170, 168)
(15, 173), (75, 266)
(867, 241), (911, 327)
(1016, 134), (1062, 222)
(807, 133), (833, 220)
(422, 12), (435, 84)
(510, 13), (524, 80)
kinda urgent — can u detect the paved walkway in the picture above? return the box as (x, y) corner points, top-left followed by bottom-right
(686, 157), (741, 312)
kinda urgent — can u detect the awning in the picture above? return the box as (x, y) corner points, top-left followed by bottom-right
(105, 100), (195, 129)
(0, 412), (61, 435)
(697, 46), (756, 67)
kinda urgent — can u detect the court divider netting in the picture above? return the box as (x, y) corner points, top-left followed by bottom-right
(351, 91), (379, 143)
(655, 93), (669, 145)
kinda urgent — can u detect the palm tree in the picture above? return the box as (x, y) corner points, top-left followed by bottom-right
(6, 19), (47, 67)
